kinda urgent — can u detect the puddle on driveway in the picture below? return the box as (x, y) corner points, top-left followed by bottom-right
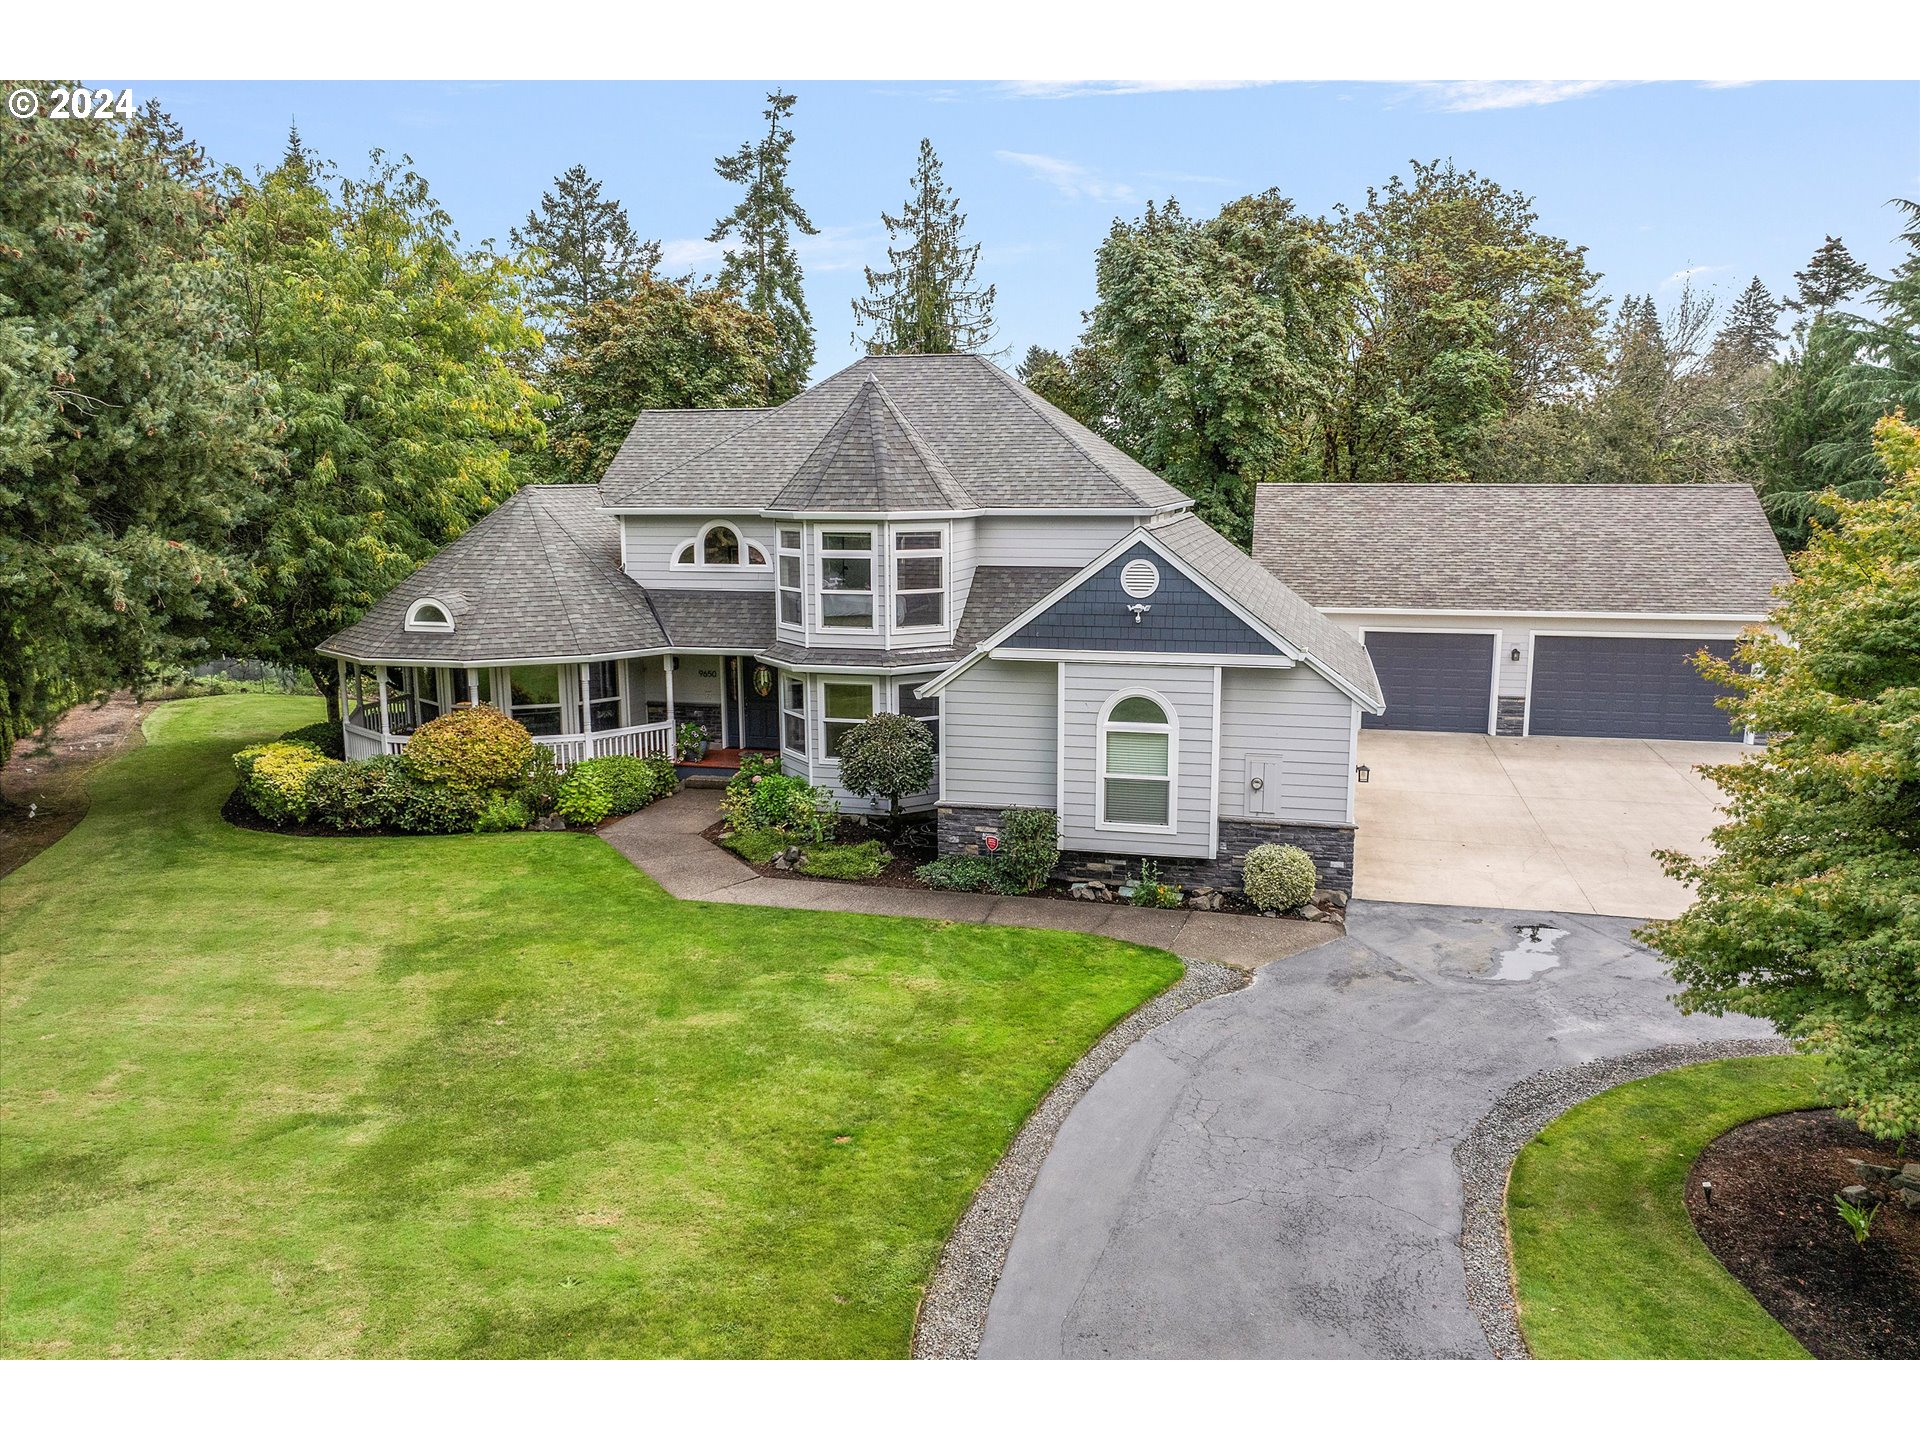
(1492, 923), (1569, 981)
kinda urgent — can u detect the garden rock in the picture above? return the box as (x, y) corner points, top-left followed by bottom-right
(1298, 904), (1325, 922)
(1849, 1159), (1902, 1182)
(772, 855), (792, 871)
(1069, 881), (1113, 903)
(532, 815), (566, 832)
(1838, 1184), (1874, 1206)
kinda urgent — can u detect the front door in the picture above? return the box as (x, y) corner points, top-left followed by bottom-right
(741, 661), (780, 750)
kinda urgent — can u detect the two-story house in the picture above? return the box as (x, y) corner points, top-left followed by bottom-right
(320, 354), (1384, 890)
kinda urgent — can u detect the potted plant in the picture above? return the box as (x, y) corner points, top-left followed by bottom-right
(676, 720), (710, 762)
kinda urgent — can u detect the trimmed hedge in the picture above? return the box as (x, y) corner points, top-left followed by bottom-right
(233, 741), (335, 824)
(404, 705), (535, 791)
(554, 755), (678, 826)
(304, 756), (483, 835)
(1243, 843), (1316, 911)
(276, 721), (345, 761)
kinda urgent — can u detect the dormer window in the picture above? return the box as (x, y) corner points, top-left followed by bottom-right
(405, 599), (454, 633)
(673, 522), (769, 569)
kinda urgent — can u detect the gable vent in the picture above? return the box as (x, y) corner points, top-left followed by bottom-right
(1120, 558), (1160, 599)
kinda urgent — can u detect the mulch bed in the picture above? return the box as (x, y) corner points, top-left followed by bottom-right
(1686, 1108), (1918, 1359)
(702, 815), (937, 888)
(1, 691), (150, 879)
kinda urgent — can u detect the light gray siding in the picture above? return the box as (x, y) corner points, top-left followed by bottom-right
(939, 658), (1056, 808)
(623, 515), (777, 591)
(1060, 661), (1216, 859)
(974, 515), (1135, 568)
(1217, 666), (1356, 825)
(947, 516), (979, 636)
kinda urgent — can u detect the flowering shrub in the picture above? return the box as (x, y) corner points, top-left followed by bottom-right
(720, 767), (835, 841)
(403, 705), (535, 792)
(233, 740), (335, 824)
(1243, 843), (1317, 911)
(1128, 859), (1183, 908)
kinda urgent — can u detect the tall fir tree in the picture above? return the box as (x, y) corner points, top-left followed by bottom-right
(281, 118), (314, 186)
(1784, 234), (1871, 318)
(852, 138), (997, 357)
(511, 164), (660, 333)
(1713, 276), (1784, 371)
(707, 91), (818, 401)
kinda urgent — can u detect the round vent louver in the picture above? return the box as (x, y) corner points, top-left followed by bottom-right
(1120, 558), (1160, 599)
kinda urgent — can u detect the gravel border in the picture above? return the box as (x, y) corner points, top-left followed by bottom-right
(911, 958), (1249, 1359)
(1454, 1035), (1795, 1359)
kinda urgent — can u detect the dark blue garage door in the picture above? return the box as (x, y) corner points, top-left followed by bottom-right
(1529, 636), (1740, 740)
(1361, 631), (1495, 733)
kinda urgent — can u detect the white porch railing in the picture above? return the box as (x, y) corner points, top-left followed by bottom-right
(342, 718), (673, 768)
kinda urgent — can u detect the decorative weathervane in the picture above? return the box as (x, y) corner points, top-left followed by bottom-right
(752, 665), (773, 697)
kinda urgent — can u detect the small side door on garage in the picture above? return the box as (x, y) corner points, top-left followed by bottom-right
(1360, 630), (1495, 733)
(1528, 636), (1740, 741)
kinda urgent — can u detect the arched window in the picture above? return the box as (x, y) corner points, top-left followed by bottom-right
(405, 598), (454, 633)
(672, 522), (765, 569)
(1099, 692), (1175, 831)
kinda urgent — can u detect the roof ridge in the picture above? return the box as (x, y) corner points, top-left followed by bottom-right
(864, 371), (971, 508)
(974, 354), (1131, 492)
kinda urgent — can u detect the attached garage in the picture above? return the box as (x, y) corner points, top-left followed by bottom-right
(1527, 636), (1740, 741)
(1360, 630), (1494, 733)
(1253, 483), (1790, 743)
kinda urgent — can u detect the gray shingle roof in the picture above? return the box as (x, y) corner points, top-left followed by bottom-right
(1146, 514), (1383, 709)
(768, 377), (969, 512)
(1253, 483), (1790, 616)
(320, 486), (667, 663)
(647, 589), (775, 649)
(758, 640), (961, 669)
(955, 566), (1081, 650)
(598, 354), (1189, 513)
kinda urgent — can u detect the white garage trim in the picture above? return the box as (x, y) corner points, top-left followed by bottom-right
(1359, 625), (1501, 736)
(1521, 629), (1757, 742)
(1331, 607), (1771, 622)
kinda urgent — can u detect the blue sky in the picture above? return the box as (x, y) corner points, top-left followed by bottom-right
(136, 79), (1919, 380)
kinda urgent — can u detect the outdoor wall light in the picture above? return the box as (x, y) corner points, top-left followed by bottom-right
(1356, 764), (1370, 784)
(1510, 646), (1521, 662)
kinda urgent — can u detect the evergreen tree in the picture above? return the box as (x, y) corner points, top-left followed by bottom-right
(511, 163), (660, 332)
(852, 138), (997, 357)
(281, 118), (314, 186)
(1784, 234), (1871, 319)
(0, 94), (279, 752)
(707, 91), (818, 400)
(1713, 276), (1784, 371)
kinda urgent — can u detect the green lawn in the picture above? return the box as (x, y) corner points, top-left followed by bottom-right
(0, 695), (1180, 1357)
(1507, 1054), (1825, 1359)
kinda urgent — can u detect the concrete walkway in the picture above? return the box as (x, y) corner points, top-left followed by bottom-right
(599, 790), (1333, 970)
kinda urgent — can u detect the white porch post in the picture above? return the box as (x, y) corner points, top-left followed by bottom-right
(336, 658), (348, 724)
(466, 667), (478, 708)
(376, 667), (390, 740)
(664, 655), (677, 735)
(578, 661), (593, 733)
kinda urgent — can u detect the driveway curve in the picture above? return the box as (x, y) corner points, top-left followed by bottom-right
(979, 900), (1774, 1359)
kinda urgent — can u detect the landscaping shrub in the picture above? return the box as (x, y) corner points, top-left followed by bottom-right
(1128, 859), (1183, 908)
(720, 769), (836, 841)
(472, 793), (532, 834)
(915, 854), (996, 892)
(554, 754), (678, 826)
(403, 705), (535, 792)
(515, 745), (563, 819)
(720, 828), (790, 865)
(232, 740), (335, 824)
(733, 752), (783, 785)
(995, 807), (1059, 894)
(276, 720), (345, 760)
(1243, 843), (1317, 911)
(836, 712), (935, 827)
(304, 756), (483, 834)
(798, 840), (891, 880)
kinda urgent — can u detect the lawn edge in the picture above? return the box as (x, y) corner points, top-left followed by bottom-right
(910, 955), (1248, 1360)
(1453, 1036), (1794, 1359)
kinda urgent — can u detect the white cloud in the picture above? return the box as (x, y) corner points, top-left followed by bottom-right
(1407, 80), (1632, 112)
(996, 150), (1135, 203)
(995, 80), (1271, 101)
(657, 237), (723, 272)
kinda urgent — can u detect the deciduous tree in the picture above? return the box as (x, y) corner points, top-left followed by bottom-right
(1645, 410), (1920, 1142)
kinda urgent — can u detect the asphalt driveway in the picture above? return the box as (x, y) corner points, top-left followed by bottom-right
(978, 900), (1773, 1359)
(1353, 731), (1754, 919)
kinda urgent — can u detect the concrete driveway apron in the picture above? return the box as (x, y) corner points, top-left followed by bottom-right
(979, 899), (1774, 1359)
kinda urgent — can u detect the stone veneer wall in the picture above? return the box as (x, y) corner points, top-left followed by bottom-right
(1495, 698), (1526, 736)
(936, 805), (1356, 893)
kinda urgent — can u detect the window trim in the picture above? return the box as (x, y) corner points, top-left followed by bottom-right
(777, 528), (804, 631)
(671, 521), (770, 571)
(890, 524), (947, 633)
(894, 676), (940, 755)
(781, 673), (808, 757)
(820, 677), (876, 760)
(1096, 689), (1178, 835)
(816, 527), (879, 634)
(405, 598), (454, 633)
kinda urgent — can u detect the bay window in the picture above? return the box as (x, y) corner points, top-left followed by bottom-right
(778, 528), (804, 627)
(893, 529), (945, 629)
(818, 531), (875, 629)
(1099, 693), (1175, 830)
(782, 675), (808, 755)
(822, 680), (873, 757)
